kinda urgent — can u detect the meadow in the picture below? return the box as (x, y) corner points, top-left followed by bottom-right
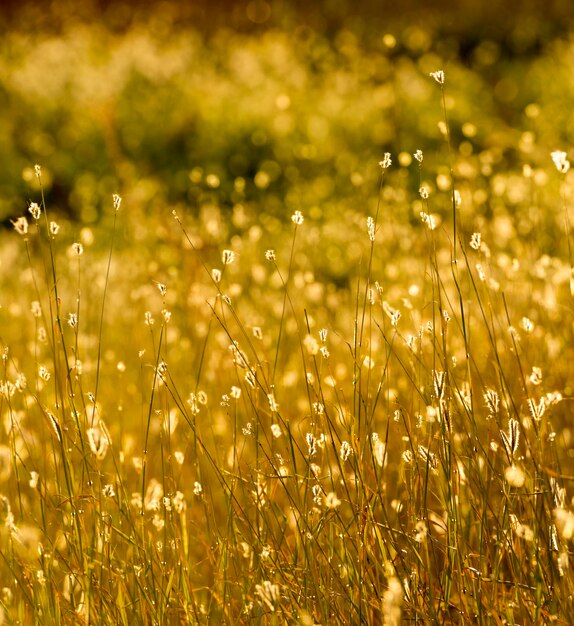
(1, 4), (574, 624)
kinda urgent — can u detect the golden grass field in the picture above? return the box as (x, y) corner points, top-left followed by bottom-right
(1, 2), (574, 624)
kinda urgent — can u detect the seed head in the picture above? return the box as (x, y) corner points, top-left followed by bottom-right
(551, 150), (570, 174)
(222, 249), (235, 265)
(291, 210), (304, 225)
(505, 464), (525, 488)
(12, 217), (28, 235)
(340, 441), (352, 462)
(470, 232), (481, 250)
(379, 153), (392, 169)
(430, 70), (445, 85)
(28, 202), (41, 220)
(367, 216), (376, 241)
(325, 492), (341, 509)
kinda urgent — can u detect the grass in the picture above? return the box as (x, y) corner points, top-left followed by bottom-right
(1, 7), (574, 625)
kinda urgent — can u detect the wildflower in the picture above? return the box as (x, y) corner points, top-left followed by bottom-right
(325, 492), (341, 509)
(527, 397), (546, 421)
(291, 210), (304, 225)
(144, 479), (163, 511)
(340, 441), (352, 461)
(419, 186), (429, 199)
(193, 481), (203, 496)
(38, 366), (50, 382)
(130, 493), (143, 510)
(520, 317), (534, 333)
(244, 370), (256, 388)
(46, 412), (61, 442)
(67, 313), (78, 328)
(29, 472), (39, 489)
(373, 438), (387, 468)
(267, 392), (279, 412)
(174, 451), (185, 465)
(304, 334), (319, 355)
(511, 517), (534, 542)
(363, 355), (375, 369)
(379, 153), (392, 169)
(414, 149), (423, 164)
(551, 150), (570, 174)
(188, 393), (200, 415)
(28, 202), (41, 220)
(112, 193), (122, 211)
(551, 478), (566, 509)
(554, 508), (574, 540)
(230, 386), (241, 399)
(172, 491), (186, 513)
(382, 577), (403, 626)
(156, 282), (167, 297)
(222, 249), (235, 265)
(253, 479), (267, 506)
(505, 464), (525, 488)
(433, 370), (446, 400)
(430, 70), (445, 84)
(49, 221), (60, 236)
(529, 366), (542, 386)
(212, 268), (221, 283)
(255, 581), (280, 612)
(270, 424), (282, 438)
(31, 301), (42, 318)
(265, 249), (276, 261)
(383, 301), (401, 326)
(12, 217), (28, 235)
(420, 211), (436, 230)
(484, 388), (499, 416)
(144, 311), (154, 326)
(500, 418), (520, 459)
(34, 164), (41, 178)
(102, 484), (115, 498)
(71, 243), (83, 256)
(367, 216), (376, 241)
(306, 433), (317, 456)
(470, 232), (481, 250)
(414, 520), (427, 543)
(87, 426), (110, 461)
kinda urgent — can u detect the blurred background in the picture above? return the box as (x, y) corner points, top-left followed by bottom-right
(2, 0), (574, 239)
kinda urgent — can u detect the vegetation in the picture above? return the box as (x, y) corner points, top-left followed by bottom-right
(1, 4), (574, 624)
